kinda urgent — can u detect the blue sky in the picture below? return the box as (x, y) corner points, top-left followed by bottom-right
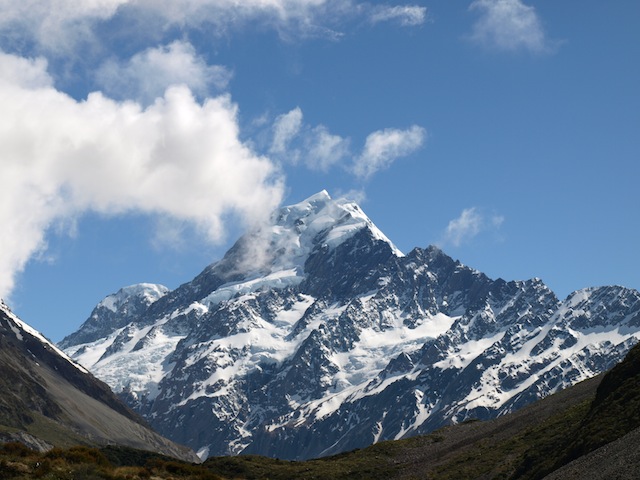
(1, 0), (638, 342)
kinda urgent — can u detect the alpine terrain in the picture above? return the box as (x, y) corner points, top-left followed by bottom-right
(60, 191), (640, 460)
(0, 300), (198, 462)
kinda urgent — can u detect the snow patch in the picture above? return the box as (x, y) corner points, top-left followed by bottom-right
(1, 301), (89, 374)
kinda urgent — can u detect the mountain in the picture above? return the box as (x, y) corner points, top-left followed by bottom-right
(4, 341), (638, 479)
(0, 300), (198, 462)
(60, 191), (640, 460)
(204, 341), (640, 479)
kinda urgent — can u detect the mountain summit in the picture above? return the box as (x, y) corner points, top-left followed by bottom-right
(61, 192), (640, 460)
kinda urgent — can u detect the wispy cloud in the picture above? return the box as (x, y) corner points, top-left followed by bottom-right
(270, 107), (350, 171)
(270, 109), (424, 177)
(0, 50), (283, 298)
(95, 40), (232, 106)
(441, 207), (504, 247)
(468, 0), (555, 54)
(0, 0), (428, 57)
(271, 107), (304, 157)
(304, 125), (351, 172)
(353, 125), (426, 179)
(369, 5), (428, 27)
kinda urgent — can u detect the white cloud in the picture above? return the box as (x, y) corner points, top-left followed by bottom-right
(95, 40), (232, 105)
(0, 50), (284, 298)
(353, 125), (426, 179)
(271, 113), (425, 177)
(370, 5), (427, 27)
(304, 125), (350, 172)
(271, 107), (304, 156)
(468, 0), (552, 54)
(0, 0), (425, 55)
(441, 207), (505, 247)
(0, 0), (126, 54)
(270, 108), (350, 171)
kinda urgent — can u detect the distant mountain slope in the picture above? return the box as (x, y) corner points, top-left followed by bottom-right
(0, 301), (198, 463)
(61, 191), (640, 460)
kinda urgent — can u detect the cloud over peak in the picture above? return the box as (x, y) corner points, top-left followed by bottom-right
(0, 51), (283, 298)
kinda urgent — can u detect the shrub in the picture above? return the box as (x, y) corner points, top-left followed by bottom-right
(1, 442), (35, 457)
(46, 446), (110, 467)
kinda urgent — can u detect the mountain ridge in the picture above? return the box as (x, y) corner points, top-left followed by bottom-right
(0, 300), (199, 462)
(60, 191), (640, 460)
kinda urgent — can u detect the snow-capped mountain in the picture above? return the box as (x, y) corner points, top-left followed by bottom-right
(0, 300), (197, 461)
(60, 191), (640, 460)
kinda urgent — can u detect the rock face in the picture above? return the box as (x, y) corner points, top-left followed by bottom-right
(60, 191), (640, 460)
(0, 301), (198, 462)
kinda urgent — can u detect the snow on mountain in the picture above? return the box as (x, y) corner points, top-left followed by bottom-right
(60, 191), (640, 460)
(97, 283), (169, 313)
(1, 299), (89, 374)
(0, 300), (198, 461)
(59, 283), (169, 350)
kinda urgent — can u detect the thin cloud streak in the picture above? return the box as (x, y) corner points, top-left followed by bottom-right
(369, 5), (427, 27)
(0, 0), (427, 56)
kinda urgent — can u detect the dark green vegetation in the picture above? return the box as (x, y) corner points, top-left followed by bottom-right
(0, 443), (222, 479)
(3, 342), (639, 479)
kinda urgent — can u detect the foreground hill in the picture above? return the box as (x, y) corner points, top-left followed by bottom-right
(0, 301), (198, 462)
(61, 191), (640, 459)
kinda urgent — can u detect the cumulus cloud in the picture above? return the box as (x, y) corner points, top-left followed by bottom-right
(468, 0), (553, 54)
(95, 40), (232, 105)
(441, 207), (504, 247)
(353, 125), (426, 179)
(0, 50), (284, 298)
(369, 5), (427, 27)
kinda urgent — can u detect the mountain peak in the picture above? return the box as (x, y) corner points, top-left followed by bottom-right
(97, 283), (169, 313)
(275, 190), (402, 257)
(220, 191), (402, 279)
